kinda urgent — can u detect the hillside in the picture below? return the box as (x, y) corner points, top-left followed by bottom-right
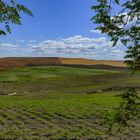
(0, 57), (125, 70)
(0, 65), (139, 139)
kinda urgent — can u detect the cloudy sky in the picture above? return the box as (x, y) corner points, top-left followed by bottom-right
(0, 0), (126, 60)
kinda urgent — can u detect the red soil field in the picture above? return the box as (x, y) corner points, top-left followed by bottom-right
(0, 57), (125, 70)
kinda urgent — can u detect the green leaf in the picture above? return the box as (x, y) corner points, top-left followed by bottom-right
(0, 30), (6, 35)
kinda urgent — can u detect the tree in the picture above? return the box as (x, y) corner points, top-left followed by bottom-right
(0, 0), (33, 35)
(91, 0), (140, 131)
(114, 88), (140, 127)
(91, 0), (140, 72)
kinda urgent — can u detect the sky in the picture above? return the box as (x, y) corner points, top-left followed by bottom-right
(0, 0), (126, 60)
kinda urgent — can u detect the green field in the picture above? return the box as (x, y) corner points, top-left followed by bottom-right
(0, 66), (140, 139)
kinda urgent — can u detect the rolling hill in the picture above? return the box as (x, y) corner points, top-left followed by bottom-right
(0, 58), (139, 139)
(0, 57), (125, 70)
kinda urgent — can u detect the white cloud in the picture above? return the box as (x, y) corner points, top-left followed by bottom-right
(0, 43), (19, 49)
(111, 49), (125, 54)
(90, 29), (101, 34)
(113, 12), (139, 28)
(0, 43), (32, 57)
(31, 35), (125, 60)
(29, 40), (36, 43)
(0, 36), (126, 60)
(16, 40), (25, 43)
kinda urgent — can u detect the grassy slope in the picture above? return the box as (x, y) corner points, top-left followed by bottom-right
(0, 66), (118, 82)
(0, 66), (139, 95)
(0, 66), (139, 139)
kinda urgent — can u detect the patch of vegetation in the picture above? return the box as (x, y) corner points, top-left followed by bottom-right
(0, 66), (119, 82)
(0, 66), (139, 139)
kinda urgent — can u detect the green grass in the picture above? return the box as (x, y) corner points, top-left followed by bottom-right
(0, 65), (139, 139)
(0, 92), (119, 139)
(0, 91), (139, 139)
(0, 66), (139, 96)
(0, 66), (119, 82)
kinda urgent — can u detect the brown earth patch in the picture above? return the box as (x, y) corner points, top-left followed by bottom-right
(0, 57), (125, 70)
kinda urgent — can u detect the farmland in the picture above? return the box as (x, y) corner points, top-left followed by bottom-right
(0, 60), (139, 139)
(0, 57), (125, 70)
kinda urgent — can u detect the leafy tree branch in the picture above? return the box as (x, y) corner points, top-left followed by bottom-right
(91, 0), (140, 72)
(0, 0), (33, 35)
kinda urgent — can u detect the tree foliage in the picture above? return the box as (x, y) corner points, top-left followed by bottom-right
(91, 0), (140, 72)
(91, 0), (140, 131)
(114, 88), (140, 127)
(106, 88), (140, 133)
(0, 0), (32, 35)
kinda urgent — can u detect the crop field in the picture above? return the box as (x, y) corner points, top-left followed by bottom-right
(0, 57), (125, 70)
(0, 65), (140, 139)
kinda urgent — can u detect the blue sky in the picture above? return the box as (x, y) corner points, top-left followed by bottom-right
(0, 0), (126, 60)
